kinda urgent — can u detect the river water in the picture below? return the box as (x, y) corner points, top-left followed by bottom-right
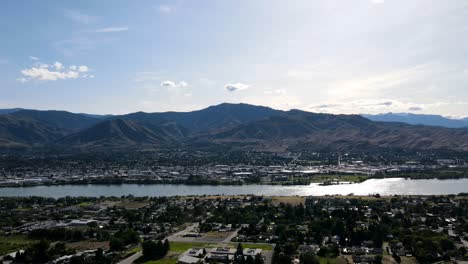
(0, 178), (466, 198)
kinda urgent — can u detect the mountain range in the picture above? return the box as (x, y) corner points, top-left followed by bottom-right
(364, 113), (468, 128)
(0, 103), (467, 152)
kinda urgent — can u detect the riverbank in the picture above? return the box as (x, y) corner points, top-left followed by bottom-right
(2, 171), (467, 188)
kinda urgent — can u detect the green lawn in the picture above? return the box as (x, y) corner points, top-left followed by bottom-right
(318, 257), (337, 264)
(0, 235), (37, 255)
(127, 246), (142, 255)
(169, 242), (215, 253)
(168, 241), (273, 253)
(140, 257), (178, 264)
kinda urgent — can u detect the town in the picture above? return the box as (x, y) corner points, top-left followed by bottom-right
(0, 151), (466, 187)
(0, 194), (467, 264)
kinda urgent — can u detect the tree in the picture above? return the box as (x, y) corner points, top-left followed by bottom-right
(164, 239), (170, 252)
(50, 242), (67, 256)
(31, 240), (51, 263)
(142, 240), (169, 259)
(237, 243), (244, 256)
(156, 240), (165, 256)
(254, 253), (265, 264)
(317, 246), (328, 257)
(142, 240), (158, 258)
(95, 248), (104, 261)
(14, 251), (27, 263)
(70, 255), (85, 264)
(300, 252), (319, 264)
(373, 255), (382, 264)
(110, 238), (124, 251)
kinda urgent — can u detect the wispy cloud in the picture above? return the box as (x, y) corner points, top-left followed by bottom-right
(408, 106), (423, 111)
(95, 27), (129, 33)
(225, 83), (250, 92)
(18, 60), (93, 82)
(308, 100), (430, 114)
(160, 80), (188, 88)
(54, 36), (98, 57)
(264, 89), (286, 95)
(158, 5), (173, 13)
(327, 64), (441, 99)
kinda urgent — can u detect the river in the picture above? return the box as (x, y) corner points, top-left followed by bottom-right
(0, 178), (466, 198)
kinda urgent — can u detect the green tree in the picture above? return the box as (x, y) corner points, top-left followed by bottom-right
(110, 238), (124, 251)
(31, 240), (51, 263)
(300, 252), (319, 264)
(237, 243), (244, 255)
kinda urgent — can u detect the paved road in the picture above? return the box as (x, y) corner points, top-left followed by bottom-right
(222, 228), (240, 243)
(167, 223), (199, 242)
(263, 248), (274, 264)
(117, 251), (142, 264)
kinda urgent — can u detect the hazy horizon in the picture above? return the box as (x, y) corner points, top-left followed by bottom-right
(2, 102), (468, 120)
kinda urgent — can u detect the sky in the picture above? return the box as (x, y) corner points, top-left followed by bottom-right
(1, 0), (468, 117)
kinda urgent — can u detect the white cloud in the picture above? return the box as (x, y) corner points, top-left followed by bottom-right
(160, 80), (188, 88)
(95, 27), (129, 33)
(53, 61), (63, 70)
(21, 67), (79, 81)
(82, 74), (95, 79)
(18, 60), (92, 82)
(159, 5), (173, 13)
(370, 0), (385, 4)
(29, 56), (38, 61)
(225, 83), (250, 92)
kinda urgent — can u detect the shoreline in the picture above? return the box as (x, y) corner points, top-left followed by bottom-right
(0, 175), (467, 188)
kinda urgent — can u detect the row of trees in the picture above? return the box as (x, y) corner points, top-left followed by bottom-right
(142, 239), (170, 259)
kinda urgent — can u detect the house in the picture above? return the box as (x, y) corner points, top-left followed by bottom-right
(184, 248), (205, 258)
(210, 247), (236, 255)
(243, 248), (262, 257)
(205, 253), (234, 262)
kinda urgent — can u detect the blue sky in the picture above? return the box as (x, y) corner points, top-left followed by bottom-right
(1, 0), (468, 116)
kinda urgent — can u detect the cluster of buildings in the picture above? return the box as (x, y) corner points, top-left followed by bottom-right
(0, 160), (458, 187)
(178, 247), (263, 264)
